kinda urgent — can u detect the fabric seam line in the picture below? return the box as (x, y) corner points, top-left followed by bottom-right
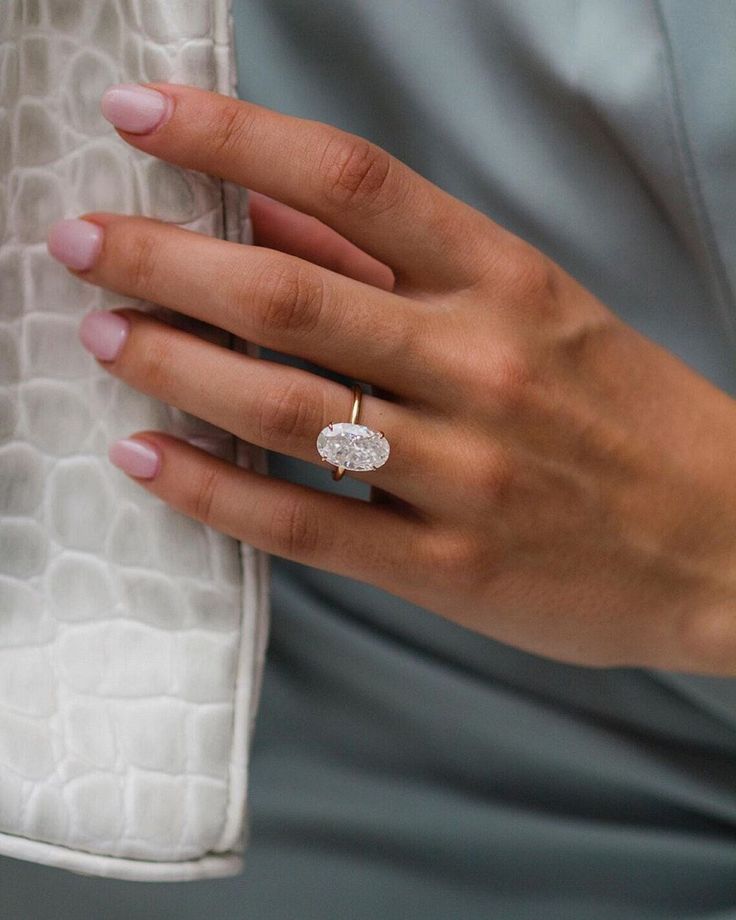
(650, 0), (736, 350)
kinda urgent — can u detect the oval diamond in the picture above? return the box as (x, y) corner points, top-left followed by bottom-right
(316, 422), (390, 472)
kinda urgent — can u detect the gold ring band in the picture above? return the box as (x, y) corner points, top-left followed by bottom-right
(315, 382), (390, 479)
(332, 383), (363, 480)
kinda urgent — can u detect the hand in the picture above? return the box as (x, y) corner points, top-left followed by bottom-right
(46, 82), (736, 676)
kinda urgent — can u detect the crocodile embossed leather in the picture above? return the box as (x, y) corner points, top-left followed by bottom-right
(0, 0), (270, 883)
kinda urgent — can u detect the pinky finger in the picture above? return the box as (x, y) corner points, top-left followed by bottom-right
(248, 190), (396, 291)
(108, 430), (423, 591)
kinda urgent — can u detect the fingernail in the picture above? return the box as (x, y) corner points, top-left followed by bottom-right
(46, 218), (103, 271)
(100, 83), (173, 134)
(109, 438), (161, 479)
(79, 310), (130, 361)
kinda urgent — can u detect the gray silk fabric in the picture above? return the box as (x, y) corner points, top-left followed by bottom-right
(230, 2), (736, 918)
(1, 1), (735, 918)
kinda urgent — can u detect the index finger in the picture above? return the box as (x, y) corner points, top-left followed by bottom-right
(100, 82), (506, 293)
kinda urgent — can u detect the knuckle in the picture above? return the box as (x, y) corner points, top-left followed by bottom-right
(511, 248), (561, 309)
(268, 493), (323, 559)
(208, 101), (256, 159)
(136, 333), (177, 397)
(678, 606), (736, 675)
(478, 346), (534, 415)
(474, 449), (516, 507)
(494, 352), (532, 406)
(253, 258), (327, 338)
(126, 229), (159, 292)
(190, 463), (221, 526)
(366, 306), (426, 376)
(419, 527), (489, 589)
(319, 133), (397, 213)
(257, 379), (324, 450)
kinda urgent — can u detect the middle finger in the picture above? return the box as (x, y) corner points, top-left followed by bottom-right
(47, 213), (436, 401)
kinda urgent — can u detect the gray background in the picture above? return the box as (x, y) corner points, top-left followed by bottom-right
(3, 1), (736, 917)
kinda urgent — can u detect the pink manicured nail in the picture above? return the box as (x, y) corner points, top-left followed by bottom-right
(109, 438), (161, 479)
(100, 83), (173, 134)
(46, 218), (103, 271)
(79, 310), (130, 360)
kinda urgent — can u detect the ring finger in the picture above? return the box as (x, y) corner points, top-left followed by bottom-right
(81, 305), (445, 507)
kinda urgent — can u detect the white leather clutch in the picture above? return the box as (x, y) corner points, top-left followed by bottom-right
(0, 0), (271, 882)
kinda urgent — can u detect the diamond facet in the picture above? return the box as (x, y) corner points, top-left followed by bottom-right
(316, 422), (390, 472)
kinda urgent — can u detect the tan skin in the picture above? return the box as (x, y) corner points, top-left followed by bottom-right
(51, 82), (736, 675)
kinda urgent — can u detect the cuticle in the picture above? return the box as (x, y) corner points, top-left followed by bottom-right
(138, 84), (176, 133)
(152, 93), (175, 132)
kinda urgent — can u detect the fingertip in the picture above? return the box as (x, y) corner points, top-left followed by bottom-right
(100, 83), (175, 135)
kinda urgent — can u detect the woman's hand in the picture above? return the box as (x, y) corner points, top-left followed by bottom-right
(46, 82), (736, 676)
